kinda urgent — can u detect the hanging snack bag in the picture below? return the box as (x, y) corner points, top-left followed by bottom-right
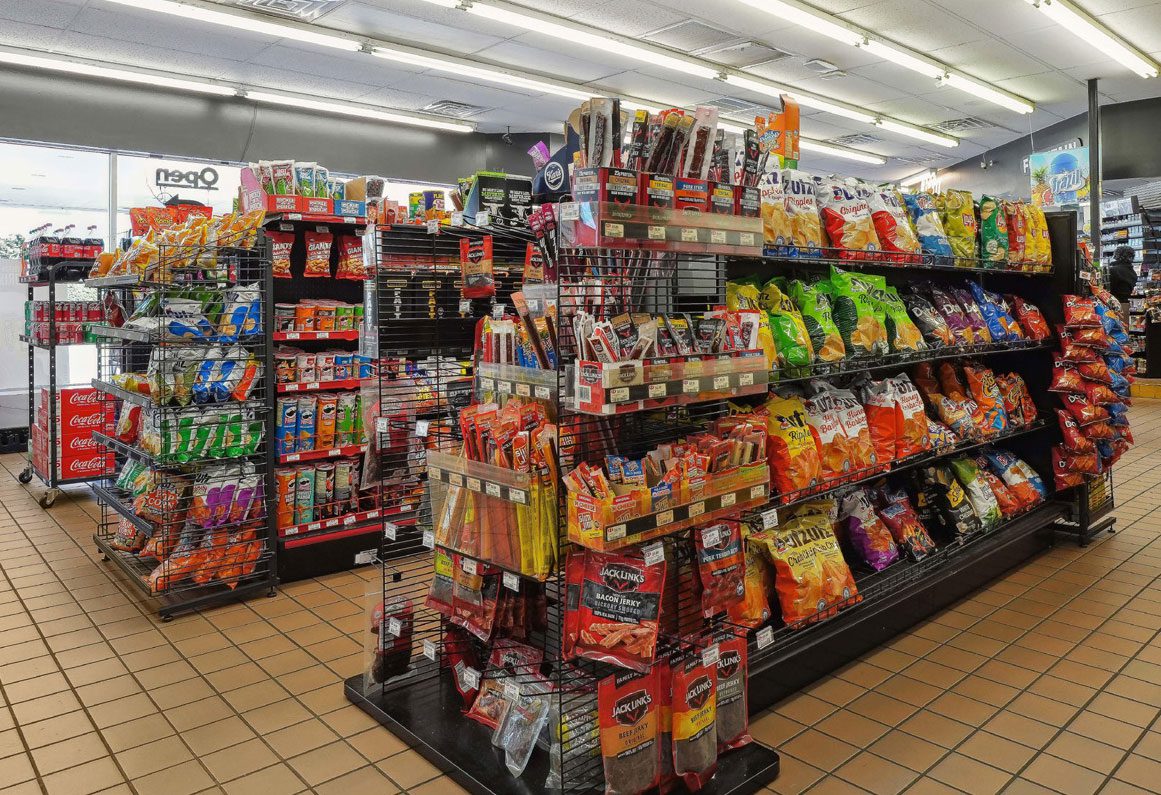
(949, 457), (1002, 530)
(670, 654), (718, 791)
(921, 464), (982, 539)
(902, 293), (955, 348)
(1004, 200), (1027, 266)
(926, 285), (974, 344)
(571, 549), (665, 673)
(1084, 379), (1121, 406)
(971, 453), (1022, 516)
(1050, 358), (1086, 393)
(1061, 392), (1108, 425)
(787, 279), (845, 363)
(715, 636), (751, 751)
(336, 235), (367, 280)
(867, 277), (926, 353)
(695, 522), (746, 619)
(827, 267), (889, 357)
(816, 177), (881, 257)
(598, 669), (661, 795)
(875, 486), (936, 561)
(781, 169), (825, 249)
(1057, 409), (1095, 454)
(303, 231), (333, 278)
(903, 192), (953, 258)
(857, 377), (896, 465)
(461, 236), (496, 299)
(982, 448), (1048, 506)
(1008, 295), (1051, 340)
(1063, 295), (1102, 328)
(969, 283), (1023, 341)
(867, 186), (921, 257)
(466, 640), (544, 729)
(1052, 447), (1087, 491)
(978, 195), (1009, 263)
(727, 540), (773, 628)
(839, 489), (900, 571)
(268, 231), (295, 279)
(1079, 359), (1113, 384)
(963, 363), (1009, 435)
(939, 189), (979, 262)
(889, 375), (932, 458)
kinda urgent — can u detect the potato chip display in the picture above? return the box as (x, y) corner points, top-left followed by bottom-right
(1057, 409), (1096, 454)
(902, 293), (955, 348)
(978, 196), (1009, 263)
(787, 279), (845, 363)
(760, 171), (793, 246)
(964, 363), (1009, 436)
(1052, 447), (1087, 491)
(866, 186), (920, 256)
(1004, 200), (1027, 266)
(875, 485), (936, 561)
(764, 392), (822, 497)
(982, 448), (1048, 506)
(949, 457), (1002, 531)
(839, 489), (900, 571)
(866, 277), (926, 353)
(1008, 295), (1051, 341)
(888, 375), (931, 458)
(815, 178), (881, 256)
(920, 464), (982, 539)
(762, 279), (815, 375)
(857, 377), (896, 465)
(903, 192), (953, 258)
(804, 389), (851, 483)
(826, 267), (889, 357)
(938, 189), (979, 263)
(951, 287), (993, 344)
(781, 170), (825, 249)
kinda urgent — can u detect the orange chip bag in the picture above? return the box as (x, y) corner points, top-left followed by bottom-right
(804, 389), (850, 484)
(763, 393), (822, 497)
(887, 375), (930, 458)
(827, 385), (878, 477)
(857, 377), (896, 465)
(726, 539), (773, 629)
(303, 231), (333, 277)
(964, 363), (1009, 436)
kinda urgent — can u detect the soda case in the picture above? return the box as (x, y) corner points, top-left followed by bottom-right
(36, 387), (115, 441)
(30, 424), (113, 480)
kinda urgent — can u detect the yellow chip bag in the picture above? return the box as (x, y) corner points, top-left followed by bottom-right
(939, 189), (979, 263)
(760, 172), (792, 246)
(781, 169), (825, 249)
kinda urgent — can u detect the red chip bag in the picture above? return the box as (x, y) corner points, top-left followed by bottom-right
(1049, 359), (1085, 393)
(858, 378), (896, 465)
(695, 522), (745, 619)
(1058, 327), (1100, 362)
(1062, 448), (1101, 474)
(1061, 393), (1108, 425)
(1057, 409), (1095, 453)
(1062, 295), (1102, 328)
(1120, 426), (1135, 445)
(1073, 325), (1111, 349)
(763, 393), (822, 497)
(599, 669), (661, 795)
(1052, 447), (1087, 491)
(1084, 380), (1120, 405)
(1078, 360), (1113, 384)
(1009, 295), (1051, 340)
(995, 374), (1024, 427)
(268, 231), (294, 278)
(303, 231), (333, 277)
(572, 549), (664, 672)
(336, 235), (367, 280)
(1085, 421), (1115, 440)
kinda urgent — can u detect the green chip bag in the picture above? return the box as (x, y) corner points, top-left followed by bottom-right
(864, 276), (927, 353)
(761, 278), (814, 376)
(949, 456), (1001, 530)
(825, 267), (889, 358)
(938, 189), (979, 263)
(978, 195), (1009, 264)
(787, 279), (845, 363)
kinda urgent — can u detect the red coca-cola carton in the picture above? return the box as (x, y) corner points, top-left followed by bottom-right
(30, 424), (114, 480)
(36, 387), (112, 439)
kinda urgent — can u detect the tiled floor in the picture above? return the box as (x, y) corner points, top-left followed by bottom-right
(0, 402), (1159, 794)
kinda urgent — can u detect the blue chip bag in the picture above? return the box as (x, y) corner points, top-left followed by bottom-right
(903, 192), (953, 258)
(968, 283), (1022, 342)
(1094, 302), (1131, 347)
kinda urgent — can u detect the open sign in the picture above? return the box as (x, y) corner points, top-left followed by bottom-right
(155, 166), (220, 191)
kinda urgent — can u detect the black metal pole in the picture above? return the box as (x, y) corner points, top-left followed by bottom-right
(1089, 77), (1102, 265)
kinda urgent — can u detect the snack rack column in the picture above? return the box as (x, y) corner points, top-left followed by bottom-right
(87, 240), (277, 619)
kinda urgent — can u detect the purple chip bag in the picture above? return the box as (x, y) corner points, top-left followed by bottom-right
(840, 489), (900, 572)
(927, 417), (959, 448)
(926, 285), (973, 344)
(950, 286), (992, 343)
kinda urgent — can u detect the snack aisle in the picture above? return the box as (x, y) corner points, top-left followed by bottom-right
(85, 211), (276, 619)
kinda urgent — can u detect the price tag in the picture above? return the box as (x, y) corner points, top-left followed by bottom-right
(605, 222), (624, 238)
(751, 485), (766, 500)
(285, 453), (302, 463)
(423, 639), (437, 661)
(467, 478), (482, 492)
(503, 681), (521, 702)
(479, 377), (494, 391)
(721, 492), (736, 507)
(476, 212), (491, 227)
(683, 379), (700, 394)
(711, 230), (726, 244)
(643, 542), (666, 566)
(559, 203), (580, 221)
(285, 331), (301, 340)
(387, 617), (402, 637)
(702, 525), (722, 547)
(701, 644), (720, 667)
(648, 225), (666, 240)
(449, 472), (464, 487)
(426, 219), (439, 234)
(510, 489), (528, 504)
(648, 383), (667, 398)
(492, 304), (506, 319)
(498, 380), (513, 395)
(317, 331), (332, 339)
(459, 299), (472, 314)
(516, 383), (531, 397)
(384, 522), (398, 540)
(739, 372), (755, 387)
(534, 385), (551, 400)
(375, 417), (390, 434)
(485, 482), (501, 498)
(656, 509), (674, 526)
(462, 557), (478, 575)
(740, 232), (756, 246)
(761, 508), (779, 530)
(354, 549), (376, 566)
(503, 571), (520, 592)
(451, 211), (464, 227)
(415, 419), (430, 437)
(689, 501), (705, 518)
(308, 522), (321, 531)
(462, 666), (481, 690)
(421, 530), (434, 548)
(681, 227), (699, 242)
(756, 626), (774, 649)
(713, 375), (730, 390)
(610, 387), (630, 402)
(607, 524), (626, 540)
(306, 382), (320, 391)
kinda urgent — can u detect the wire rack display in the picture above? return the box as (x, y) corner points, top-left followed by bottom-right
(344, 209), (1082, 794)
(88, 240), (277, 619)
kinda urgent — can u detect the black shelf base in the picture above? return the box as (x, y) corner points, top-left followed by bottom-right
(344, 675), (780, 795)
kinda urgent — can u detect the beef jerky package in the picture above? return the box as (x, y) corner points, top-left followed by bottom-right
(572, 549), (665, 672)
(599, 668), (661, 795)
(369, 597), (413, 685)
(443, 626), (480, 708)
(715, 635), (751, 752)
(695, 521), (746, 619)
(657, 656), (676, 793)
(671, 653), (718, 791)
(465, 639), (544, 730)
(460, 236), (496, 299)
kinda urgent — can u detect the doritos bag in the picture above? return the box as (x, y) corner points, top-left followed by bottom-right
(840, 488), (900, 572)
(951, 286), (993, 344)
(1008, 295), (1051, 341)
(1061, 392), (1108, 425)
(903, 293), (955, 348)
(816, 178), (881, 257)
(1050, 359), (1085, 393)
(763, 392), (822, 497)
(927, 285), (974, 344)
(1063, 295), (1102, 328)
(1052, 447), (1086, 491)
(1057, 409), (1095, 454)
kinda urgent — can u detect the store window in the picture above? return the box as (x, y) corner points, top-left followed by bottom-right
(116, 155), (241, 238)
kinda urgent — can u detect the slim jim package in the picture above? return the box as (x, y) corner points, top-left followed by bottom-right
(460, 236), (496, 299)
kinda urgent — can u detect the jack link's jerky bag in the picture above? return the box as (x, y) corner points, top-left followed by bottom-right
(599, 669), (660, 795)
(903, 191), (953, 258)
(670, 654), (717, 791)
(781, 170), (825, 249)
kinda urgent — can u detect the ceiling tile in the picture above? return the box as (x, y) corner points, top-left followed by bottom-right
(840, 0), (983, 50)
(322, 2), (507, 52)
(588, 70), (716, 107)
(917, 0), (1052, 36)
(473, 38), (623, 83)
(786, 72), (910, 106)
(576, 1), (688, 39)
(1099, 4), (1161, 53)
(66, 5), (274, 61)
(0, 0), (84, 29)
(927, 37), (1051, 82)
(994, 70), (1088, 105)
(0, 19), (69, 51)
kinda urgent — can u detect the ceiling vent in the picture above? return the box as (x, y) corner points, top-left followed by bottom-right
(931, 116), (993, 133)
(699, 40), (792, 68)
(645, 20), (739, 52)
(703, 96), (770, 117)
(214, 0), (345, 21)
(830, 133), (882, 146)
(802, 58), (847, 80)
(422, 100), (489, 118)
(893, 154), (943, 165)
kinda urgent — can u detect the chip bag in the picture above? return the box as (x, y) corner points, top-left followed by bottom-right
(1057, 409), (1095, 454)
(875, 485), (936, 561)
(786, 279), (845, 363)
(927, 417), (959, 449)
(1059, 328), (1100, 363)
(804, 388), (851, 483)
(781, 169), (825, 249)
(816, 178), (881, 257)
(1052, 447), (1087, 491)
(826, 267), (889, 357)
(1008, 295), (1051, 341)
(949, 456), (1002, 531)
(950, 287), (992, 344)
(857, 377), (896, 465)
(903, 192), (953, 258)
(763, 392), (822, 497)
(921, 464), (982, 539)
(969, 283), (1023, 341)
(867, 277), (925, 353)
(268, 231), (295, 279)
(866, 186), (920, 257)
(971, 454), (1022, 516)
(978, 195), (1009, 263)
(839, 488), (900, 571)
(303, 231), (333, 277)
(903, 293), (955, 348)
(825, 383), (879, 476)
(982, 448), (1048, 506)
(1063, 295), (1102, 328)
(927, 285), (974, 344)
(888, 375), (931, 458)
(760, 171), (793, 246)
(1061, 392), (1108, 425)
(762, 279), (815, 375)
(939, 189), (979, 263)
(964, 363), (1008, 436)
(1004, 200), (1027, 267)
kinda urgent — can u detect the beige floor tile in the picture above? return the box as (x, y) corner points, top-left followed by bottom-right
(767, 754), (826, 794)
(221, 763), (308, 795)
(21, 711), (95, 749)
(98, 713), (175, 754)
(0, 748), (38, 785)
(241, 698), (313, 735)
(927, 752), (1012, 795)
(313, 764), (400, 794)
(266, 719), (339, 758)
(957, 730), (1038, 773)
(982, 712), (1058, 750)
(115, 735), (193, 779)
(287, 740), (367, 787)
(344, 727), (408, 763)
(815, 711), (891, 747)
(779, 729), (860, 772)
(201, 738), (280, 784)
(898, 710), (974, 749)
(130, 759), (214, 795)
(40, 757), (124, 795)
(30, 732), (109, 776)
(1022, 754), (1109, 795)
(834, 752), (918, 795)
(1045, 731), (1126, 775)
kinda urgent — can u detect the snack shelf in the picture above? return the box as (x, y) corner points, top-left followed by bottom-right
(557, 201), (764, 255)
(426, 450), (533, 506)
(91, 483), (154, 534)
(274, 329), (360, 342)
(84, 274), (141, 289)
(20, 262), (95, 285)
(93, 430), (266, 469)
(276, 378), (363, 394)
(264, 212), (368, 227)
(281, 507), (385, 538)
(760, 247), (1054, 277)
(475, 363), (558, 402)
(278, 442), (367, 465)
(90, 378), (266, 412)
(19, 335), (91, 349)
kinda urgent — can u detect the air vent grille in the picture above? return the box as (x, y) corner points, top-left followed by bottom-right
(931, 117), (992, 133)
(214, 0), (345, 21)
(645, 20), (738, 52)
(422, 100), (489, 118)
(830, 133), (882, 146)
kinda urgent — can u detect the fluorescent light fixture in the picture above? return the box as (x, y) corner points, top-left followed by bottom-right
(733, 0), (863, 46)
(876, 119), (958, 148)
(464, 2), (720, 80)
(0, 48), (235, 96)
(800, 139), (886, 165)
(724, 74), (876, 124)
(246, 91), (474, 132)
(899, 169), (936, 187)
(373, 46), (590, 99)
(1026, 0), (1158, 78)
(861, 41), (944, 79)
(98, 0), (362, 51)
(940, 74), (1035, 114)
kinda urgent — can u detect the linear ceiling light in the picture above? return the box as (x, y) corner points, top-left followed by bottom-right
(899, 169), (936, 187)
(372, 47), (590, 100)
(876, 119), (958, 148)
(0, 48), (236, 95)
(1025, 0), (1158, 78)
(732, 0), (1034, 114)
(722, 74), (876, 124)
(799, 140), (887, 165)
(98, 0), (363, 51)
(245, 92), (474, 132)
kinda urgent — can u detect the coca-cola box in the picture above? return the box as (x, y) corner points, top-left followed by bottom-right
(36, 387), (112, 439)
(31, 425), (113, 480)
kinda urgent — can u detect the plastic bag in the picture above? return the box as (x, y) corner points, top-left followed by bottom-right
(1008, 295), (1051, 340)
(1063, 295), (1102, 328)
(763, 392), (822, 497)
(950, 456), (1002, 530)
(857, 377), (896, 465)
(876, 485), (936, 561)
(939, 189), (979, 262)
(867, 277), (926, 353)
(969, 283), (1023, 341)
(889, 374), (932, 457)
(781, 170), (825, 249)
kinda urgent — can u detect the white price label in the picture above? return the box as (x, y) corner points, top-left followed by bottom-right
(451, 211), (464, 227)
(605, 223), (624, 238)
(415, 419), (430, 437)
(467, 478), (482, 492)
(721, 492), (736, 507)
(459, 299), (472, 314)
(681, 227), (699, 242)
(387, 617), (402, 637)
(516, 383), (531, 397)
(761, 509), (779, 530)
(683, 379), (700, 394)
(702, 644), (720, 667)
(449, 473), (464, 487)
(308, 522), (321, 531)
(479, 377), (494, 391)
(756, 626), (774, 649)
(285, 331), (301, 340)
(610, 387), (630, 402)
(462, 667), (481, 690)
(643, 542), (666, 566)
(492, 304), (506, 319)
(648, 225), (666, 240)
(462, 558), (478, 575)
(702, 526), (722, 547)
(739, 372), (755, 387)
(503, 681), (521, 702)
(476, 212), (490, 227)
(656, 509), (674, 526)
(503, 571), (520, 592)
(648, 382), (667, 398)
(510, 489), (528, 505)
(423, 639), (437, 660)
(559, 203), (579, 221)
(306, 382), (320, 391)
(711, 230), (727, 244)
(384, 522), (398, 540)
(426, 219), (439, 234)
(534, 385), (551, 400)
(485, 482), (501, 498)
(498, 380), (513, 395)
(740, 232), (756, 246)
(607, 524), (627, 541)
(354, 549), (376, 566)
(713, 375), (730, 390)
(750, 485), (766, 500)
(421, 530), (434, 548)
(689, 501), (705, 519)
(316, 331), (332, 339)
